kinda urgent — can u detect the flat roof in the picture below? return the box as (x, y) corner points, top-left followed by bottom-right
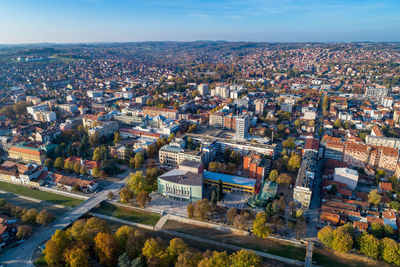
(203, 171), (256, 188)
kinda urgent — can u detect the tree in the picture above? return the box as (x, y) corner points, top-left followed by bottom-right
(294, 119), (301, 128)
(54, 157), (64, 170)
(390, 201), (400, 211)
(80, 165), (88, 175)
(126, 230), (146, 259)
(44, 158), (54, 168)
(64, 242), (89, 267)
(334, 119), (342, 129)
(370, 223), (384, 238)
(107, 191), (114, 200)
(268, 169), (279, 182)
(176, 248), (202, 267)
(187, 203), (194, 218)
(92, 166), (102, 178)
(288, 154), (301, 172)
(233, 214), (248, 230)
(117, 253), (132, 267)
(22, 208), (38, 224)
(44, 230), (71, 266)
(193, 199), (211, 221)
(142, 237), (164, 260)
(331, 228), (353, 253)
(67, 219), (86, 241)
(114, 131), (122, 144)
(368, 189), (382, 206)
(217, 179), (223, 201)
(127, 171), (144, 194)
(230, 249), (262, 267)
(120, 187), (132, 203)
(381, 238), (400, 265)
(136, 191), (151, 208)
(81, 217), (109, 244)
(167, 133), (175, 143)
(94, 232), (118, 267)
(318, 225), (335, 248)
(167, 238), (188, 260)
(73, 162), (81, 174)
(211, 188), (217, 206)
(35, 209), (54, 226)
(64, 160), (74, 172)
(134, 153), (144, 169)
(322, 95), (329, 114)
(115, 225), (135, 253)
(93, 147), (102, 161)
(277, 173), (292, 185)
(252, 212), (271, 239)
(359, 234), (380, 259)
(282, 137), (295, 149)
(227, 207), (237, 224)
(384, 225), (394, 237)
(16, 225), (32, 239)
(198, 251), (230, 267)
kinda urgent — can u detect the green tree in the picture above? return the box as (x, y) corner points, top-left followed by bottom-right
(93, 147), (102, 161)
(318, 225), (335, 248)
(54, 157), (64, 170)
(368, 189), (382, 206)
(127, 171), (144, 194)
(114, 131), (122, 144)
(22, 208), (38, 224)
(252, 212), (271, 239)
(359, 233), (380, 259)
(381, 238), (400, 265)
(117, 253), (132, 267)
(282, 137), (295, 149)
(334, 119), (342, 129)
(370, 223), (384, 238)
(134, 153), (144, 169)
(269, 169), (279, 182)
(230, 249), (262, 267)
(384, 225), (394, 237)
(115, 225), (135, 253)
(294, 119), (301, 128)
(331, 227), (353, 253)
(390, 201), (400, 211)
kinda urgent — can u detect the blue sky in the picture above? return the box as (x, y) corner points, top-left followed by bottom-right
(0, 0), (399, 43)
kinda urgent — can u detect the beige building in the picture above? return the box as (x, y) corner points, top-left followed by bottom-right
(343, 141), (370, 168)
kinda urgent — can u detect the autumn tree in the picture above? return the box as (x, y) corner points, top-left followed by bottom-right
(81, 217), (109, 244)
(176, 248), (202, 267)
(187, 203), (194, 218)
(73, 162), (81, 174)
(134, 153), (145, 169)
(318, 225), (335, 248)
(233, 213), (248, 230)
(64, 242), (89, 267)
(94, 232), (118, 267)
(126, 230), (146, 259)
(92, 166), (102, 178)
(193, 199), (211, 221)
(331, 227), (353, 253)
(93, 147), (103, 161)
(252, 212), (271, 239)
(127, 171), (144, 194)
(287, 154), (301, 172)
(35, 209), (54, 226)
(44, 230), (71, 266)
(277, 173), (292, 185)
(120, 187), (132, 203)
(198, 251), (230, 267)
(80, 165), (88, 175)
(44, 158), (54, 168)
(166, 238), (188, 261)
(136, 191), (151, 208)
(282, 137), (295, 149)
(16, 225), (32, 239)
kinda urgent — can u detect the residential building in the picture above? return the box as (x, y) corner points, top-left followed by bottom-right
(142, 106), (177, 119)
(88, 121), (119, 138)
(343, 141), (370, 168)
(254, 99), (265, 115)
(8, 143), (46, 164)
(364, 86), (389, 98)
(209, 112), (224, 128)
(198, 84), (209, 96)
(243, 153), (270, 180)
(365, 135), (400, 149)
(159, 145), (205, 168)
(235, 115), (249, 140)
(32, 111), (57, 122)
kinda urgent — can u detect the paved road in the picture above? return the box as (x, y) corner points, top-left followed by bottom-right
(305, 241), (313, 267)
(0, 182), (123, 267)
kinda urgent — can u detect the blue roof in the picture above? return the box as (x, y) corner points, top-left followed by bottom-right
(203, 171), (256, 188)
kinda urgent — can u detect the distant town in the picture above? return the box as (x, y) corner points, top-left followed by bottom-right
(0, 41), (399, 266)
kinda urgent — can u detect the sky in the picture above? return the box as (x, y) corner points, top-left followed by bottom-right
(0, 0), (399, 44)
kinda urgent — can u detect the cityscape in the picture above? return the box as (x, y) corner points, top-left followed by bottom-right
(0, 1), (400, 267)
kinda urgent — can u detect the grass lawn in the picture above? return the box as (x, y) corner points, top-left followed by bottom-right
(92, 202), (160, 226)
(313, 248), (385, 267)
(164, 221), (306, 262)
(34, 254), (47, 267)
(0, 181), (83, 207)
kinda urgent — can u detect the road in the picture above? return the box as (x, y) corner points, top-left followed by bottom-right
(0, 182), (123, 267)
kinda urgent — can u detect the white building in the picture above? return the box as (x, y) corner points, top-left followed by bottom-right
(27, 104), (48, 115)
(235, 116), (249, 140)
(198, 84), (209, 96)
(334, 168), (359, 190)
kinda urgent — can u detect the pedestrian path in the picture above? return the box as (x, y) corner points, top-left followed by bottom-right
(154, 214), (170, 229)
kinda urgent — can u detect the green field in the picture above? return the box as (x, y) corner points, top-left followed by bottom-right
(93, 202), (160, 226)
(0, 181), (83, 207)
(34, 254), (47, 267)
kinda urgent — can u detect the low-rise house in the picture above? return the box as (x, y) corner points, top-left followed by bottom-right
(51, 173), (98, 192)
